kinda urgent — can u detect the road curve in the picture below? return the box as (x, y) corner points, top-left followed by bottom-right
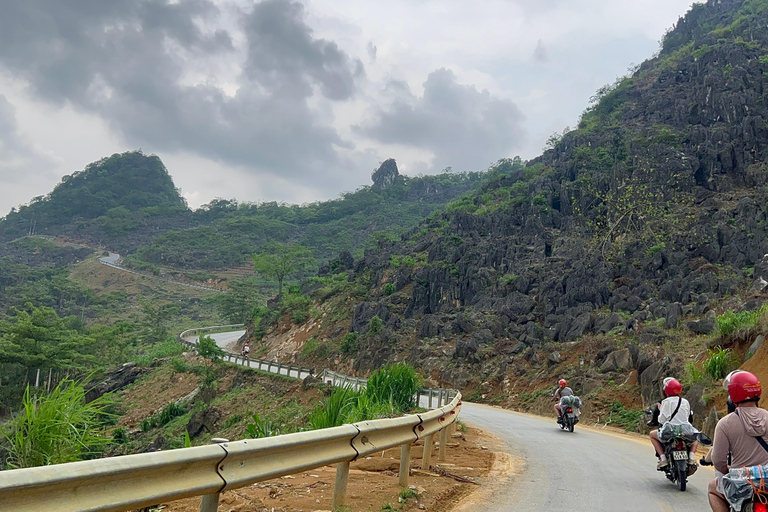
(460, 402), (713, 512)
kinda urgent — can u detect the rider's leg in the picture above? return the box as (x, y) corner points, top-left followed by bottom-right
(650, 430), (664, 456)
(689, 440), (699, 463)
(707, 478), (729, 512)
(554, 404), (562, 418)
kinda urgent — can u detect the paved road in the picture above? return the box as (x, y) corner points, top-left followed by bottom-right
(460, 402), (713, 512)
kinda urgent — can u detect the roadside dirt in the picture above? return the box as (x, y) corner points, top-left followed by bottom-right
(161, 426), (509, 512)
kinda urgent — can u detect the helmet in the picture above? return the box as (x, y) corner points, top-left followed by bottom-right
(723, 370), (745, 391)
(558, 379), (567, 387)
(663, 377), (682, 397)
(728, 371), (762, 404)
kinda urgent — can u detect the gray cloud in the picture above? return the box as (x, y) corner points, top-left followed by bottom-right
(0, 0), (365, 188)
(359, 68), (526, 171)
(0, 95), (54, 185)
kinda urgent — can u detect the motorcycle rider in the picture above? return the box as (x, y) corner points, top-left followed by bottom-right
(241, 342), (250, 358)
(708, 371), (768, 512)
(649, 377), (699, 470)
(553, 379), (574, 424)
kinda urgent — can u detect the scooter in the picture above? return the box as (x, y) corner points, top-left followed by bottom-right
(558, 404), (578, 433)
(658, 429), (711, 492)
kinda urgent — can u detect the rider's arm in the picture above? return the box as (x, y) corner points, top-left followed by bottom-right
(711, 419), (731, 475)
(658, 398), (671, 424)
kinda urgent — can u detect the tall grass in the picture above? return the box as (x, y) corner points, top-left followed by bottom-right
(140, 401), (187, 432)
(365, 363), (421, 413)
(716, 306), (766, 338)
(308, 363), (422, 429)
(704, 346), (735, 381)
(2, 381), (114, 468)
(245, 413), (281, 438)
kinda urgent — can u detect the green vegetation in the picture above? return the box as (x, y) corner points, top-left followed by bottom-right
(309, 364), (421, 429)
(2, 381), (114, 468)
(252, 244), (314, 296)
(140, 402), (187, 432)
(340, 332), (359, 355)
(704, 346), (736, 381)
(244, 413), (281, 438)
(608, 402), (643, 432)
(715, 307), (766, 338)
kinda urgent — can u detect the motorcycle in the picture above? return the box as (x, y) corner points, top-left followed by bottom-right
(718, 464), (768, 512)
(657, 426), (711, 492)
(556, 395), (581, 433)
(558, 404), (578, 432)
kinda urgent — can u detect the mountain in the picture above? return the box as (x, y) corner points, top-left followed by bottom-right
(254, 0), (768, 414)
(0, 151), (188, 238)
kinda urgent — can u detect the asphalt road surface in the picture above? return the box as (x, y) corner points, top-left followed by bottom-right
(460, 402), (714, 512)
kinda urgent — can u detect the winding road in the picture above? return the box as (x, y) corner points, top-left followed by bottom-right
(204, 331), (713, 510)
(460, 402), (713, 512)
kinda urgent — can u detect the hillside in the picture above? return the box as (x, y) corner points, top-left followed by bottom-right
(247, 0), (768, 430)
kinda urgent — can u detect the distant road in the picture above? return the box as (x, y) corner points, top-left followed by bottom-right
(98, 252), (222, 292)
(460, 403), (713, 512)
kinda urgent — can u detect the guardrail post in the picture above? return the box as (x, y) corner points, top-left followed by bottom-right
(428, 389), (433, 409)
(437, 390), (443, 408)
(438, 426), (448, 461)
(200, 438), (229, 512)
(332, 461), (350, 511)
(399, 443), (412, 487)
(421, 434), (434, 470)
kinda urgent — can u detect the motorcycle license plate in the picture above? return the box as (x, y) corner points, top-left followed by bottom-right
(672, 451), (688, 461)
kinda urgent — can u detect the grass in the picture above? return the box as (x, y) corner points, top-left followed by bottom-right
(608, 402), (643, 432)
(715, 306), (766, 338)
(704, 346), (735, 380)
(365, 363), (421, 413)
(2, 381), (114, 468)
(140, 401), (187, 432)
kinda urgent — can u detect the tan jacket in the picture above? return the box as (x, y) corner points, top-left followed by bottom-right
(711, 406), (768, 475)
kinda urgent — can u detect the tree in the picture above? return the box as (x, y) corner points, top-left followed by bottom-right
(138, 299), (180, 344)
(251, 244), (313, 296)
(0, 304), (96, 373)
(211, 277), (264, 323)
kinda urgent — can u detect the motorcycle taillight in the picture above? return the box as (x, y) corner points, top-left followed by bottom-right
(754, 503), (768, 512)
(675, 441), (684, 450)
(567, 408), (572, 413)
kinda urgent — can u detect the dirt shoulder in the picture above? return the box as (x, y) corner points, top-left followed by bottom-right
(163, 426), (513, 512)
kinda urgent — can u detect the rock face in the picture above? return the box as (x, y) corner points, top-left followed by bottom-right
(85, 363), (148, 403)
(371, 159), (400, 189)
(187, 407), (222, 437)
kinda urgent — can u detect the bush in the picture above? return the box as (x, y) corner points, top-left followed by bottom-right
(309, 386), (359, 430)
(135, 339), (185, 366)
(383, 283), (395, 295)
(682, 361), (704, 387)
(704, 346), (735, 381)
(2, 381), (114, 468)
(368, 315), (383, 335)
(340, 332), (359, 355)
(140, 402), (186, 432)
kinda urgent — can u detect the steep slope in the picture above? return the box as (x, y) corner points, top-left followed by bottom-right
(255, 0), (768, 414)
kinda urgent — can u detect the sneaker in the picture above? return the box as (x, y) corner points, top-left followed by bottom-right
(687, 462), (698, 476)
(657, 458), (669, 470)
(557, 417), (563, 425)
(647, 420), (661, 428)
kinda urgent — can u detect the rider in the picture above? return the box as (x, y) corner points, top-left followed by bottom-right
(708, 371), (768, 512)
(553, 379), (574, 423)
(649, 377), (698, 470)
(241, 342), (250, 358)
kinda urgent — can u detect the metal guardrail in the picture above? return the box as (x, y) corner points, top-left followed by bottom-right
(0, 328), (462, 512)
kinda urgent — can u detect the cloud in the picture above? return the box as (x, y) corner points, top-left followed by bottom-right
(358, 68), (526, 171)
(0, 0), (365, 189)
(0, 95), (54, 184)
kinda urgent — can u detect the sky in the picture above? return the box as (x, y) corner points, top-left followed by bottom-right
(0, 0), (696, 214)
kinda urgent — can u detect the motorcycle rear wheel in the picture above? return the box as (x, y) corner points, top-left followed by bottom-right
(568, 422), (574, 432)
(676, 460), (687, 491)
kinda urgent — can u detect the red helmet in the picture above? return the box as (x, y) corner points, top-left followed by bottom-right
(663, 377), (682, 397)
(558, 379), (567, 387)
(728, 371), (762, 404)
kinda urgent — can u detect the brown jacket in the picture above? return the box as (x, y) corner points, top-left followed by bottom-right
(711, 406), (768, 475)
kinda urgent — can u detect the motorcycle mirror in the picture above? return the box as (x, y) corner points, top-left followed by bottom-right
(697, 433), (713, 446)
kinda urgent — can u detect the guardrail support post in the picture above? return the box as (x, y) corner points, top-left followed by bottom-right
(437, 390), (443, 408)
(428, 390), (433, 409)
(421, 434), (434, 470)
(399, 443), (412, 487)
(438, 427), (448, 461)
(332, 461), (350, 511)
(200, 438), (229, 512)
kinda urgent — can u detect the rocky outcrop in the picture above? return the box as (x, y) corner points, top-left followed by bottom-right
(85, 363), (148, 403)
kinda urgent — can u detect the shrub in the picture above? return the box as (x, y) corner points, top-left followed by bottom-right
(368, 315), (383, 335)
(140, 402), (186, 432)
(499, 273), (518, 286)
(704, 346), (735, 381)
(309, 386), (359, 430)
(135, 339), (185, 366)
(382, 283), (395, 295)
(682, 361), (704, 388)
(340, 332), (359, 355)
